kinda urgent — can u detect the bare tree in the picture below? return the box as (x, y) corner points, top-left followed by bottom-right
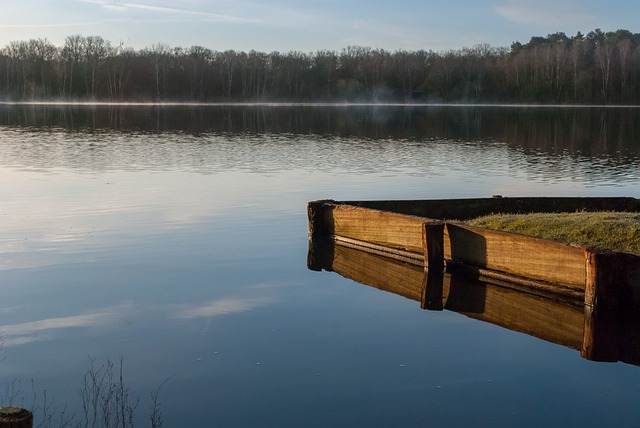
(83, 36), (112, 98)
(146, 43), (171, 101)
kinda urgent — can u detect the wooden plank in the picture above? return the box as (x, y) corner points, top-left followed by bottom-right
(446, 261), (584, 304)
(445, 275), (585, 351)
(329, 244), (425, 302)
(327, 203), (428, 254)
(333, 236), (423, 265)
(444, 223), (587, 288)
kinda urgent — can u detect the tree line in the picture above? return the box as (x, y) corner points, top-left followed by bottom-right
(2, 29), (640, 103)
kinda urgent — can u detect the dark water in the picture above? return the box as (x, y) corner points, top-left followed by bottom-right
(1, 104), (639, 427)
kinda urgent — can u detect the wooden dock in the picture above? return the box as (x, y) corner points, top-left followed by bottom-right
(308, 197), (640, 361)
(308, 197), (640, 310)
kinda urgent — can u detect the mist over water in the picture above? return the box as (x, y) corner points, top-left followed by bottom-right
(0, 104), (639, 426)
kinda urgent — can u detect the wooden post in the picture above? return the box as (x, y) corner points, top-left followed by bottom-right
(421, 270), (444, 310)
(0, 407), (33, 428)
(307, 200), (331, 243)
(307, 200), (331, 271)
(582, 250), (620, 362)
(421, 222), (445, 310)
(307, 238), (334, 272)
(424, 222), (445, 271)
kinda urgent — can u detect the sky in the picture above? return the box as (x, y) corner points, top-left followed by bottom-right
(1, 0), (639, 53)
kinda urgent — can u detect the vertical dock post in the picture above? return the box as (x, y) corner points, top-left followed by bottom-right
(582, 250), (620, 362)
(0, 407), (33, 428)
(421, 222), (445, 310)
(307, 200), (330, 271)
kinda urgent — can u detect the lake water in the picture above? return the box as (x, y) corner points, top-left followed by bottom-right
(1, 104), (640, 427)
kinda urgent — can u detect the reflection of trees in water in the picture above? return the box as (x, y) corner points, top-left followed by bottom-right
(1, 105), (638, 154)
(494, 108), (640, 183)
(0, 105), (638, 183)
(496, 108), (640, 158)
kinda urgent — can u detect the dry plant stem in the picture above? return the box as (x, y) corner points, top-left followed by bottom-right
(149, 374), (174, 428)
(4, 356), (167, 427)
(80, 356), (139, 428)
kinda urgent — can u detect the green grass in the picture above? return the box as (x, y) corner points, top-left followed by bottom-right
(466, 211), (640, 254)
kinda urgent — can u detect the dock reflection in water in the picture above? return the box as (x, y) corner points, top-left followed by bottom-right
(308, 239), (640, 367)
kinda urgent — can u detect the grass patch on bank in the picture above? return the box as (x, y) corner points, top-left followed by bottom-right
(466, 211), (640, 254)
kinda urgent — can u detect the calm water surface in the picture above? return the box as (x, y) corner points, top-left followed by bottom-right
(1, 105), (640, 426)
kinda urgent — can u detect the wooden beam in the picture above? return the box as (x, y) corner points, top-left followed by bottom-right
(329, 244), (425, 302)
(446, 261), (584, 304)
(445, 223), (587, 288)
(445, 275), (584, 351)
(333, 236), (423, 265)
(328, 204), (427, 254)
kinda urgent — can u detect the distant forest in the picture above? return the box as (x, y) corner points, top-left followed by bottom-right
(2, 28), (640, 103)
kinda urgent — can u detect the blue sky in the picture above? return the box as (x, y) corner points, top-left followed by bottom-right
(1, 0), (639, 52)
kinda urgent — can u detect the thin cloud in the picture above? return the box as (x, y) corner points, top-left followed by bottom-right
(0, 309), (121, 345)
(177, 297), (272, 319)
(78, 0), (258, 23)
(0, 293), (276, 347)
(122, 3), (258, 23)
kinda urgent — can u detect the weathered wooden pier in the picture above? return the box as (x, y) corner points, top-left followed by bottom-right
(308, 197), (640, 364)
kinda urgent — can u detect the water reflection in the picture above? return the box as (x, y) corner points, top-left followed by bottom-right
(1, 104), (640, 425)
(1, 296), (276, 347)
(309, 240), (640, 367)
(1, 306), (126, 346)
(1, 104), (639, 154)
(0, 105), (639, 187)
